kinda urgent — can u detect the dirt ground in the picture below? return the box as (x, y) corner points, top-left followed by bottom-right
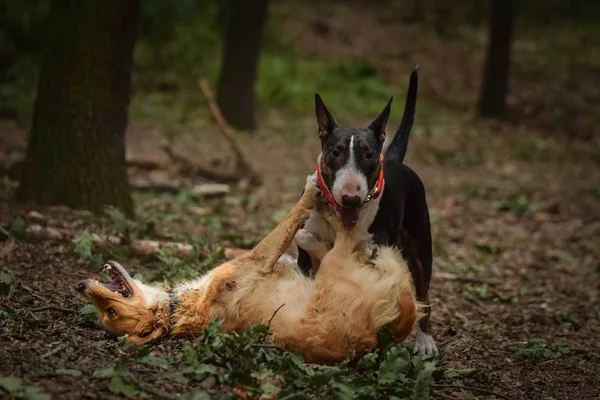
(1, 1), (600, 399)
(1, 116), (599, 399)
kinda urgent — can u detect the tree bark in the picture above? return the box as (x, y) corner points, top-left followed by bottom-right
(17, 0), (140, 216)
(478, 0), (516, 117)
(216, 0), (269, 131)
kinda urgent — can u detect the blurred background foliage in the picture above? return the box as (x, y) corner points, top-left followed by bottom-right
(1, 0), (599, 137)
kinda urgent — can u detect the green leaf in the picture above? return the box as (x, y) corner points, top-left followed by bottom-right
(260, 381), (281, 395)
(356, 352), (378, 370)
(92, 366), (116, 378)
(22, 385), (52, 400)
(0, 377), (51, 400)
(330, 382), (357, 400)
(378, 346), (410, 385)
(0, 376), (24, 392)
(0, 266), (14, 295)
(77, 304), (97, 324)
(104, 206), (128, 226)
(8, 217), (27, 241)
(108, 376), (138, 396)
(71, 230), (94, 260)
(377, 327), (396, 355)
(55, 369), (83, 377)
(443, 368), (477, 379)
(412, 361), (436, 400)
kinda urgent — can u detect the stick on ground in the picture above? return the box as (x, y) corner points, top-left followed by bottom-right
(199, 78), (262, 185)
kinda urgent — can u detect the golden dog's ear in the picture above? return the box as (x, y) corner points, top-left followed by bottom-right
(126, 327), (164, 345)
(125, 315), (166, 345)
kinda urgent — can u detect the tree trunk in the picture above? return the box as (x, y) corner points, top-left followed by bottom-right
(17, 0), (140, 216)
(478, 0), (516, 117)
(216, 0), (269, 131)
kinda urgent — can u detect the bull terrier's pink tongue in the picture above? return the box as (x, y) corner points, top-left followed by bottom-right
(336, 207), (360, 230)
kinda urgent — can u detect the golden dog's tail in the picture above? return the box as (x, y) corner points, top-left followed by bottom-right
(388, 287), (420, 342)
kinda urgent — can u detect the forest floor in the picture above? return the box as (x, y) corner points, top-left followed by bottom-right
(1, 1), (600, 399)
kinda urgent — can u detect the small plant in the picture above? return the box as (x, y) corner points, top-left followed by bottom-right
(474, 243), (503, 256)
(154, 246), (225, 284)
(458, 184), (490, 200)
(553, 312), (579, 329)
(516, 338), (553, 360)
(0, 376), (51, 400)
(0, 266), (14, 295)
(446, 262), (484, 273)
(495, 194), (536, 215)
(71, 230), (94, 260)
(103, 205), (140, 237)
(552, 338), (571, 355)
(462, 286), (492, 300)
(91, 322), (439, 399)
(0, 217), (27, 241)
(77, 304), (98, 325)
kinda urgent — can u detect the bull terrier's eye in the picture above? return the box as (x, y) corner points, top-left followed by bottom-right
(366, 153), (373, 159)
(332, 150), (340, 157)
(106, 308), (117, 318)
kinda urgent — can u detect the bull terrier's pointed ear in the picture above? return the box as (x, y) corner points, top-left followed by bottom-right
(315, 93), (339, 140)
(368, 97), (393, 143)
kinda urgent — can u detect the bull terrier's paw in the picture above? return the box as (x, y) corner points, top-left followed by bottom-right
(414, 328), (438, 356)
(295, 229), (324, 252)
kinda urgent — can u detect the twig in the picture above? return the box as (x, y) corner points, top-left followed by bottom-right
(433, 384), (510, 399)
(30, 305), (75, 314)
(267, 303), (286, 329)
(199, 78), (262, 185)
(43, 344), (67, 358)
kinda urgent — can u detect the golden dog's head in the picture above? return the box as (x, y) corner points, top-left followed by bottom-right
(77, 261), (170, 344)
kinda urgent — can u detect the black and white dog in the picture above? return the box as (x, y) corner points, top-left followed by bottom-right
(295, 69), (437, 355)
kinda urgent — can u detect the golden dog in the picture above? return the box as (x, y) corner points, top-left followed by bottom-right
(77, 177), (419, 363)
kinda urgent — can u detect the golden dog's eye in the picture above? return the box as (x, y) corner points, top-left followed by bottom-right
(106, 307), (117, 318)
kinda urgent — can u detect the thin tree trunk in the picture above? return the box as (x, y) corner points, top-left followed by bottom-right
(17, 0), (140, 216)
(478, 0), (516, 117)
(216, 0), (269, 131)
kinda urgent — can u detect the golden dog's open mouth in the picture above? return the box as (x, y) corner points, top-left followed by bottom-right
(77, 261), (134, 298)
(101, 262), (133, 298)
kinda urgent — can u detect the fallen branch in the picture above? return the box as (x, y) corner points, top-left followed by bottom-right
(130, 240), (194, 258)
(199, 78), (262, 185)
(433, 384), (510, 399)
(42, 344), (67, 359)
(25, 224), (245, 261)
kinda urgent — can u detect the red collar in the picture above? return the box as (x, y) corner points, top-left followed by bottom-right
(316, 153), (384, 209)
